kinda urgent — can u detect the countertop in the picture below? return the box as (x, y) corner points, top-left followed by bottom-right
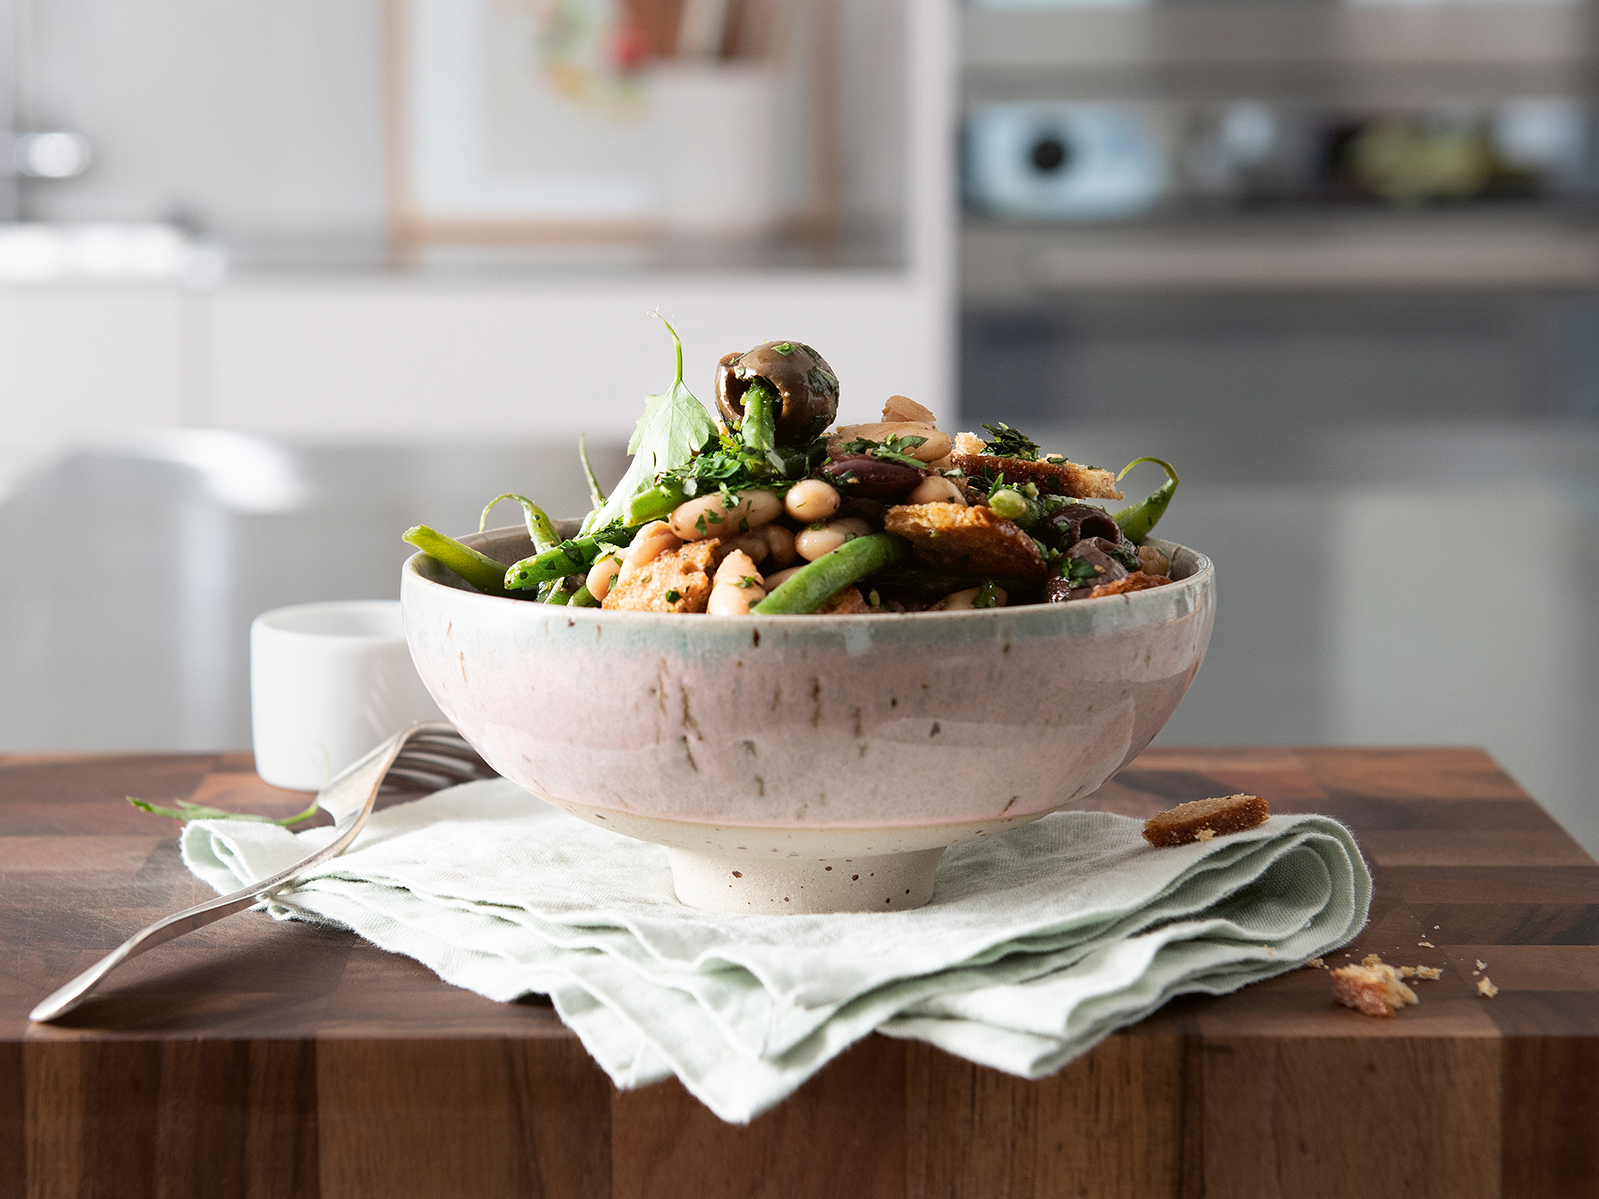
(2, 747), (1596, 1198)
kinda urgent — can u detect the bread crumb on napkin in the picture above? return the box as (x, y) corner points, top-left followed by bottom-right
(1331, 955), (1419, 1018)
(1142, 794), (1269, 847)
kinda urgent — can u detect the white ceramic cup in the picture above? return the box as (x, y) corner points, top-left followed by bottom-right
(250, 600), (444, 791)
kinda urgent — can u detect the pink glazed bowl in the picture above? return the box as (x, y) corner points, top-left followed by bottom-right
(402, 523), (1215, 914)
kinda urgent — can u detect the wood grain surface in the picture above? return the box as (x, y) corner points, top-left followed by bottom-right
(2, 748), (1596, 1199)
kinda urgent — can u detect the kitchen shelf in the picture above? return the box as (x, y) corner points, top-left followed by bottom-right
(963, 209), (1599, 296)
(963, 3), (1599, 104)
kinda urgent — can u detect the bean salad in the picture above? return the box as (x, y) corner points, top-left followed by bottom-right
(405, 319), (1180, 616)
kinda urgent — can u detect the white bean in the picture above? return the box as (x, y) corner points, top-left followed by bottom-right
(618, 521), (679, 585)
(930, 587), (981, 611)
(763, 565), (805, 589)
(720, 532), (770, 566)
(760, 523), (799, 569)
(669, 488), (784, 541)
(794, 517), (871, 562)
(784, 479), (841, 523)
(585, 554), (622, 601)
(828, 422), (952, 463)
(882, 394), (937, 424)
(714, 549), (763, 589)
(1137, 545), (1171, 577)
(907, 475), (967, 506)
(707, 582), (764, 616)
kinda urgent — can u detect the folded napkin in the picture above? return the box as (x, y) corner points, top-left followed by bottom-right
(182, 780), (1370, 1124)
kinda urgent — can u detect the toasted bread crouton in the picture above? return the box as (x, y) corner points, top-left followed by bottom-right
(1142, 794), (1269, 847)
(950, 453), (1123, 500)
(883, 503), (1051, 582)
(817, 586), (871, 615)
(601, 540), (717, 612)
(1331, 958), (1419, 1018)
(1089, 571), (1173, 599)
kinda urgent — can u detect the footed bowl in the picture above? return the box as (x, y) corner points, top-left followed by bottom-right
(401, 523), (1215, 914)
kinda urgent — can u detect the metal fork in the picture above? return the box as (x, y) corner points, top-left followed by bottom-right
(29, 721), (496, 1023)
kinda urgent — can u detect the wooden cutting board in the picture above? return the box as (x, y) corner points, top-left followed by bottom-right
(2, 747), (1596, 1199)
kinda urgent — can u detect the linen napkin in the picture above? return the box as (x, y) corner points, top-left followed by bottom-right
(182, 779), (1370, 1124)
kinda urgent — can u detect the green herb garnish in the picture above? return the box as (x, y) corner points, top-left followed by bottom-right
(581, 313), (718, 538)
(980, 422), (1041, 461)
(128, 794), (320, 826)
(836, 433), (928, 469)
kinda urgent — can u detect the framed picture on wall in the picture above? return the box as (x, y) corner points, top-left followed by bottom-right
(387, 0), (662, 245)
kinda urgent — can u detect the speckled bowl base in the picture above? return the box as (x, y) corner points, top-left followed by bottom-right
(543, 799), (1045, 914)
(668, 846), (945, 913)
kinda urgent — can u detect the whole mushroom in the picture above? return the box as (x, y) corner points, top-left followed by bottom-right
(715, 341), (840, 447)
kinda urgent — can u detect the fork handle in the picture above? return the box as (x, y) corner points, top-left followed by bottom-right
(28, 810), (385, 1023)
(27, 884), (284, 1023)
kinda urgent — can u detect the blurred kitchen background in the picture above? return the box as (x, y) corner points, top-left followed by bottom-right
(1, 0), (1596, 854)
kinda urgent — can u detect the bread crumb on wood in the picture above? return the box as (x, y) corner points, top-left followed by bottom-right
(1331, 957), (1419, 1018)
(1416, 965), (1443, 981)
(1417, 940), (1435, 948)
(1305, 957), (1326, 969)
(1477, 976), (1499, 998)
(1475, 959), (1487, 972)
(1142, 794), (1269, 847)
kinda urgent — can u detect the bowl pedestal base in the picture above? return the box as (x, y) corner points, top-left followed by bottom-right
(666, 846), (944, 914)
(545, 797), (1049, 916)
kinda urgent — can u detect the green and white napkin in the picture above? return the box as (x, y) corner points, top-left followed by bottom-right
(182, 779), (1370, 1124)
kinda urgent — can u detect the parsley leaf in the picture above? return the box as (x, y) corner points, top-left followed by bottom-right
(581, 313), (718, 537)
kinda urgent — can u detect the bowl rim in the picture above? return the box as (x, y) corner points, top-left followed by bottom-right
(402, 522), (1213, 625)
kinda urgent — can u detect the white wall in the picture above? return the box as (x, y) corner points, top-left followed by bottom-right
(23, 0), (388, 243)
(1, 0), (957, 450)
(0, 286), (187, 448)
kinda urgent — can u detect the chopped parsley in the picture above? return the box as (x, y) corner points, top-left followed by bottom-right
(981, 422), (1041, 461)
(665, 589), (681, 603)
(836, 433), (928, 469)
(1108, 541), (1141, 572)
(1065, 557), (1102, 585)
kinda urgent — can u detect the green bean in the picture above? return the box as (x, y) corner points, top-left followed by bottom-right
(973, 580), (1007, 609)
(753, 534), (911, 615)
(569, 584), (601, 608)
(626, 478), (687, 526)
(403, 525), (512, 595)
(504, 529), (638, 591)
(740, 380), (778, 454)
(479, 494), (559, 551)
(988, 487), (1041, 528)
(1111, 457), (1179, 545)
(542, 576), (583, 604)
(578, 434), (607, 510)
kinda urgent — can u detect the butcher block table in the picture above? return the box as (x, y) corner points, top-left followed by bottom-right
(2, 747), (1596, 1199)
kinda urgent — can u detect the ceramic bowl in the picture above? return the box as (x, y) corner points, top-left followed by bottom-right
(401, 523), (1215, 914)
